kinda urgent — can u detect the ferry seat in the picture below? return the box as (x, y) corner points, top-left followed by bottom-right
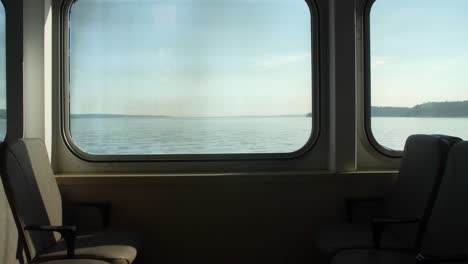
(36, 261), (111, 264)
(330, 140), (468, 264)
(1, 138), (141, 264)
(0, 144), (112, 264)
(314, 134), (461, 259)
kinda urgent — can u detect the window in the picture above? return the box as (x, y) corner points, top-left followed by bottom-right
(0, 2), (5, 140)
(65, 0), (316, 158)
(368, 0), (468, 153)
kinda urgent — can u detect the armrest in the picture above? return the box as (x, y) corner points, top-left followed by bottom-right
(64, 202), (110, 229)
(416, 253), (468, 263)
(24, 225), (77, 258)
(371, 217), (420, 249)
(345, 197), (385, 223)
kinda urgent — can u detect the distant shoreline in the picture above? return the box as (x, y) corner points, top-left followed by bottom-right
(3, 100), (468, 119)
(70, 114), (309, 119)
(372, 100), (468, 117)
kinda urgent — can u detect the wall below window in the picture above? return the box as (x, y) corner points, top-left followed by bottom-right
(58, 172), (395, 264)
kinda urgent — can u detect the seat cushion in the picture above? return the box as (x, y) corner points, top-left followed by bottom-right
(36, 260), (110, 264)
(331, 250), (415, 264)
(36, 232), (140, 264)
(315, 224), (405, 255)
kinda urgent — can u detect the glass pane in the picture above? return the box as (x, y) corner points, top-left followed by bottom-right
(69, 0), (313, 155)
(370, 0), (468, 151)
(0, 3), (5, 139)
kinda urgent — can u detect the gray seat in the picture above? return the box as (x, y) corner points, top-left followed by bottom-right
(36, 261), (109, 264)
(0, 174), (20, 264)
(316, 135), (461, 258)
(331, 249), (468, 264)
(38, 232), (139, 263)
(1, 139), (140, 264)
(0, 155), (109, 264)
(331, 140), (468, 264)
(331, 250), (415, 264)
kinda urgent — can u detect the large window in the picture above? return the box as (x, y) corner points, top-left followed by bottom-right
(65, 0), (315, 158)
(0, 2), (5, 140)
(368, 0), (468, 152)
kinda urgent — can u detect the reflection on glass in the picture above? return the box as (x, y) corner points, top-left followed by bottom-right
(69, 0), (313, 155)
(370, 0), (468, 150)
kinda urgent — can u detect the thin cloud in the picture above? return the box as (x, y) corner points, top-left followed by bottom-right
(371, 56), (389, 70)
(254, 52), (311, 71)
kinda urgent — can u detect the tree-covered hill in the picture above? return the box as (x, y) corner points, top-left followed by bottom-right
(372, 101), (468, 117)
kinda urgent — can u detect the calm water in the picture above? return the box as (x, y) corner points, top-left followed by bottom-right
(71, 116), (313, 155)
(371, 117), (468, 150)
(0, 117), (465, 154)
(60, 116), (468, 155)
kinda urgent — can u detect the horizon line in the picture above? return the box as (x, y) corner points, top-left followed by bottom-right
(70, 113), (312, 118)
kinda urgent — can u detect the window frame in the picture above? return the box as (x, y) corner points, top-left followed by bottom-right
(364, 0), (403, 158)
(1, 0), (10, 142)
(60, 0), (321, 162)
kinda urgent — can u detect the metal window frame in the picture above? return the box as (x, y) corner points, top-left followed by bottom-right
(3, 0), (24, 141)
(59, 0), (321, 162)
(363, 0), (403, 158)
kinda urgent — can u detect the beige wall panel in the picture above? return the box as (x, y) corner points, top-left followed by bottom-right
(58, 172), (395, 264)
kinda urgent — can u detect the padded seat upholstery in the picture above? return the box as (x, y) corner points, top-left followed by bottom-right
(331, 250), (415, 264)
(37, 232), (140, 264)
(331, 141), (468, 264)
(419, 141), (468, 258)
(315, 224), (405, 254)
(1, 139), (140, 264)
(315, 135), (461, 257)
(37, 260), (109, 264)
(0, 179), (20, 264)
(0, 155), (111, 264)
(331, 249), (468, 264)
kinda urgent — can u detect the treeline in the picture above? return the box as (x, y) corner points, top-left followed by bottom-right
(372, 101), (468, 117)
(71, 114), (170, 118)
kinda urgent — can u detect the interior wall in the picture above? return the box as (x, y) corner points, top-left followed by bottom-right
(20, 0), (403, 170)
(23, 0), (45, 140)
(58, 172), (396, 264)
(23, 0), (53, 156)
(10, 0), (404, 263)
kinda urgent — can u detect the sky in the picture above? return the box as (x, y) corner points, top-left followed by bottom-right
(371, 0), (468, 107)
(0, 0), (464, 115)
(70, 0), (312, 116)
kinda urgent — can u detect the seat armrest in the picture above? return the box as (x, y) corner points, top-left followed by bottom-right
(371, 217), (420, 249)
(63, 202), (110, 229)
(416, 253), (468, 263)
(25, 225), (77, 258)
(345, 197), (385, 223)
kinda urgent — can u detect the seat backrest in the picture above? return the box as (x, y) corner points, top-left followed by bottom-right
(0, 175), (22, 264)
(2, 139), (62, 259)
(385, 134), (461, 249)
(420, 141), (468, 257)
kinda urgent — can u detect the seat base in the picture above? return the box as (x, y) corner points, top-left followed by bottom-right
(331, 250), (415, 264)
(35, 260), (110, 264)
(36, 231), (140, 264)
(315, 224), (407, 256)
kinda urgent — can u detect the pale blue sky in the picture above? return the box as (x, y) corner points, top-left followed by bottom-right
(371, 0), (468, 107)
(70, 0), (312, 116)
(63, 0), (468, 115)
